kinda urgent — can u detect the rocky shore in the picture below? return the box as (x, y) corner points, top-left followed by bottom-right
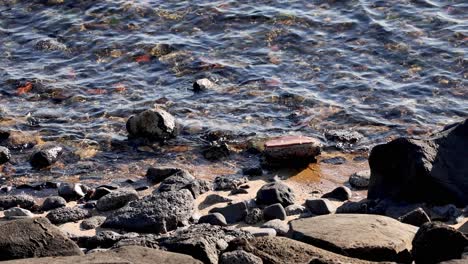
(0, 109), (467, 264)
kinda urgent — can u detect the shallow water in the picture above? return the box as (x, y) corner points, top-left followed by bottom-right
(0, 0), (467, 185)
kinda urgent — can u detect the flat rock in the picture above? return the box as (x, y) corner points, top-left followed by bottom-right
(219, 250), (262, 264)
(256, 182), (295, 207)
(96, 189), (139, 211)
(210, 201), (248, 224)
(291, 214), (418, 262)
(47, 207), (91, 225)
(263, 135), (321, 167)
(0, 195), (36, 210)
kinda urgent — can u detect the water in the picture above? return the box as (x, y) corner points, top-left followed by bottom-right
(0, 0), (466, 184)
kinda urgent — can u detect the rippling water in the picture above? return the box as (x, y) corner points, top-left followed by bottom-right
(0, 0), (467, 182)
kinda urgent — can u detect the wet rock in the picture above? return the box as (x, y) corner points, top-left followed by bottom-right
(198, 213), (227, 226)
(58, 183), (86, 201)
(0, 146), (11, 164)
(245, 208), (263, 224)
(193, 78), (215, 92)
(42, 196), (67, 211)
(256, 182), (295, 207)
(103, 189), (194, 233)
(219, 250), (263, 264)
(262, 219), (289, 236)
(241, 227), (276, 237)
(349, 170), (371, 189)
(321, 156), (347, 165)
(146, 167), (183, 184)
(30, 144), (63, 169)
(158, 224), (252, 264)
(150, 43), (175, 57)
(368, 118), (468, 206)
(202, 142), (230, 161)
(96, 189), (139, 211)
(291, 214), (417, 262)
(263, 203), (286, 221)
(4, 207), (34, 219)
(321, 186), (352, 201)
(285, 204), (308, 216)
(0, 195), (36, 210)
(214, 175), (248, 191)
(325, 130), (363, 148)
(80, 216), (107, 230)
(263, 135), (321, 167)
(305, 198), (336, 215)
(46, 207), (91, 225)
(0, 217), (82, 261)
(35, 38), (67, 51)
(412, 222), (468, 264)
(199, 194), (232, 210)
(242, 167), (263, 177)
(398, 207), (431, 227)
(126, 108), (178, 141)
(210, 201), (248, 224)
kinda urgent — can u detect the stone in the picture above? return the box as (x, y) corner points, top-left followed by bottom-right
(1, 246), (202, 264)
(150, 43), (175, 57)
(126, 108), (178, 141)
(214, 175), (248, 191)
(210, 201), (248, 224)
(42, 196), (67, 211)
(262, 219), (289, 236)
(305, 198), (336, 215)
(0, 195), (36, 210)
(368, 118), (468, 206)
(349, 170), (371, 188)
(241, 227), (276, 237)
(336, 199), (373, 214)
(291, 214), (418, 262)
(230, 188), (249, 195)
(325, 130), (363, 149)
(256, 182), (295, 207)
(74, 231), (137, 249)
(80, 216), (107, 230)
(34, 38), (67, 51)
(46, 207), (91, 225)
(321, 186), (352, 201)
(202, 142), (230, 161)
(263, 203), (286, 221)
(263, 135), (321, 167)
(198, 213), (227, 226)
(321, 156), (347, 165)
(285, 204), (308, 216)
(0, 218), (82, 261)
(458, 221), (468, 235)
(58, 183), (86, 201)
(30, 144), (63, 169)
(4, 207), (34, 219)
(90, 186), (112, 200)
(219, 250), (263, 264)
(398, 207), (431, 227)
(146, 167), (183, 184)
(103, 189), (194, 233)
(245, 208), (263, 224)
(198, 194), (232, 210)
(242, 167), (263, 177)
(412, 222), (468, 264)
(430, 204), (463, 222)
(193, 78), (215, 92)
(155, 171), (209, 199)
(0, 146), (11, 164)
(96, 189), (139, 211)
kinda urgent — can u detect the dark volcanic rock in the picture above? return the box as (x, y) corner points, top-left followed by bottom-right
(146, 167), (184, 184)
(412, 222), (468, 264)
(210, 201), (248, 224)
(256, 182), (295, 207)
(321, 186), (352, 201)
(0, 195), (36, 210)
(336, 199), (373, 214)
(263, 135), (321, 167)
(80, 216), (106, 230)
(126, 108), (178, 141)
(0, 217), (82, 261)
(219, 250), (262, 264)
(349, 170), (371, 189)
(58, 183), (86, 201)
(398, 207), (431, 227)
(198, 213), (227, 226)
(74, 231), (137, 249)
(245, 208), (263, 224)
(214, 175), (248, 191)
(321, 156), (347, 165)
(103, 189), (194, 233)
(96, 189), (139, 211)
(46, 207), (91, 225)
(155, 171), (209, 198)
(199, 194), (232, 210)
(325, 130), (363, 147)
(242, 167), (263, 177)
(263, 203), (286, 221)
(0, 146), (11, 164)
(41, 196), (67, 211)
(30, 144), (63, 169)
(305, 198), (336, 215)
(202, 142), (230, 161)
(368, 118), (468, 206)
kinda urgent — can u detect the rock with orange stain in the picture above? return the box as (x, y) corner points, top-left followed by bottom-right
(263, 135), (321, 167)
(16, 82), (33, 95)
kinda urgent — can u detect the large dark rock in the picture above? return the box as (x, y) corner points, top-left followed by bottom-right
(305, 198), (336, 215)
(126, 108), (178, 141)
(398, 207), (431, 227)
(58, 183), (86, 201)
(146, 167), (183, 184)
(210, 201), (248, 224)
(0, 218), (82, 261)
(263, 203), (286, 221)
(198, 213), (227, 226)
(80, 216), (106, 230)
(154, 171), (209, 198)
(412, 222), (468, 264)
(103, 189), (194, 233)
(30, 144), (63, 169)
(256, 182), (295, 207)
(368, 119), (468, 206)
(263, 135), (321, 167)
(321, 186), (352, 201)
(0, 195), (36, 210)
(41, 196), (67, 211)
(0, 146), (11, 164)
(46, 207), (91, 225)
(96, 189), (139, 211)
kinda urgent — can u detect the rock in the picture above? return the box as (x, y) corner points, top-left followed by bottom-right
(1, 246), (202, 264)
(150, 43), (175, 57)
(368, 118), (468, 206)
(263, 135), (321, 167)
(398, 208), (431, 227)
(325, 130), (363, 149)
(46, 207), (91, 225)
(430, 204), (463, 222)
(214, 175), (248, 191)
(241, 227), (276, 237)
(198, 194), (232, 210)
(90, 186), (113, 200)
(262, 219), (289, 236)
(219, 250), (263, 264)
(291, 214), (418, 262)
(202, 142), (230, 161)
(0, 146), (11, 164)
(263, 203), (286, 221)
(0, 195), (36, 210)
(285, 204), (308, 216)
(198, 213), (227, 226)
(336, 199), (373, 214)
(30, 144), (63, 169)
(412, 222), (468, 264)
(242, 167), (263, 177)
(146, 167), (183, 184)
(34, 38), (67, 51)
(58, 183), (85, 201)
(80, 216), (107, 230)
(321, 156), (347, 165)
(4, 207), (34, 219)
(0, 217), (82, 261)
(74, 231), (137, 249)
(256, 182), (295, 207)
(155, 172), (208, 199)
(458, 221), (468, 235)
(158, 224), (252, 264)
(210, 201), (248, 224)
(96, 189), (139, 211)
(349, 170), (371, 189)
(0, 129), (10, 141)
(245, 208), (264, 224)
(126, 108), (178, 141)
(193, 78), (215, 92)
(103, 189), (194, 233)
(42, 196), (67, 211)
(305, 198), (336, 215)
(230, 188), (249, 195)
(321, 186), (352, 201)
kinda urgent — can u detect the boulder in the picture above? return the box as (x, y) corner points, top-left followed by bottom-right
(96, 189), (139, 211)
(263, 203), (286, 221)
(412, 222), (468, 264)
(219, 250), (262, 264)
(0, 146), (11, 164)
(305, 198), (336, 215)
(321, 186), (352, 201)
(256, 182), (295, 207)
(0, 195), (36, 210)
(0, 218), (82, 261)
(103, 189), (194, 233)
(4, 207), (33, 219)
(263, 135), (321, 167)
(42, 196), (67, 211)
(210, 201), (248, 224)
(58, 183), (85, 201)
(245, 208), (263, 224)
(80, 216), (106, 230)
(291, 214), (418, 262)
(198, 213), (227, 226)
(349, 170), (371, 188)
(46, 207), (91, 225)
(198, 194), (232, 210)
(368, 119), (468, 206)
(398, 207), (431, 227)
(261, 219), (289, 236)
(126, 108), (177, 141)
(30, 144), (63, 169)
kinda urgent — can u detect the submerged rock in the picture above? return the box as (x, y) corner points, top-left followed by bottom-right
(263, 135), (321, 167)
(193, 78), (216, 92)
(256, 182), (295, 207)
(126, 108), (178, 141)
(30, 144), (63, 169)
